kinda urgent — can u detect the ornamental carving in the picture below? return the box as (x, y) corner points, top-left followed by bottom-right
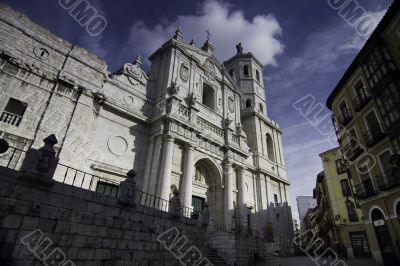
(113, 55), (148, 86)
(203, 59), (216, 78)
(228, 96), (235, 113)
(180, 64), (189, 82)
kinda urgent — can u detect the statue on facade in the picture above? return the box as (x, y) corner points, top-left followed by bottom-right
(200, 203), (210, 225)
(167, 81), (179, 96)
(169, 189), (182, 218)
(224, 116), (233, 128)
(118, 169), (137, 206)
(236, 42), (243, 55)
(21, 134), (59, 183)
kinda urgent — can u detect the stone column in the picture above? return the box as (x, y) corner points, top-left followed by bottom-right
(181, 143), (194, 210)
(158, 134), (175, 200)
(237, 166), (246, 226)
(224, 159), (234, 226)
(141, 138), (155, 192)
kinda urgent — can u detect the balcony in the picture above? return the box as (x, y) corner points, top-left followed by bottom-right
(0, 111), (22, 127)
(342, 141), (364, 161)
(340, 115), (353, 127)
(352, 94), (371, 112)
(363, 125), (386, 147)
(376, 168), (400, 191)
(354, 179), (377, 199)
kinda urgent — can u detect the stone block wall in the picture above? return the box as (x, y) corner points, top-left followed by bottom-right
(0, 168), (208, 266)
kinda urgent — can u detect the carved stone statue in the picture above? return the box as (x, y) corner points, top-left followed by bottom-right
(200, 203), (210, 225)
(169, 189), (182, 218)
(236, 42), (243, 55)
(118, 169), (137, 206)
(168, 81), (179, 96)
(224, 117), (233, 128)
(21, 134), (59, 183)
(188, 92), (197, 107)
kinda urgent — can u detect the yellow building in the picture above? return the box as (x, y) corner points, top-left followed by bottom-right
(319, 148), (371, 259)
(326, 2), (400, 265)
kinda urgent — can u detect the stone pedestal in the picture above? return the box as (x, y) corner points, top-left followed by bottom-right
(21, 134), (59, 184)
(118, 169), (137, 206)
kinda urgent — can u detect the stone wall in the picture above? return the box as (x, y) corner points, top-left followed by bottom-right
(0, 167), (209, 266)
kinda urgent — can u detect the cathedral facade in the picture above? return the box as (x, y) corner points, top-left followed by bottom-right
(0, 3), (293, 258)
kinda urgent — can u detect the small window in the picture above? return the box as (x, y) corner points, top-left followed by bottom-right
(192, 196), (205, 215)
(259, 103), (264, 114)
(202, 83), (215, 110)
(229, 69), (234, 77)
(339, 101), (350, 121)
(336, 159), (346, 174)
(340, 179), (352, 197)
(96, 181), (119, 198)
(0, 98), (27, 127)
(273, 194), (278, 203)
(256, 70), (260, 82)
(266, 134), (275, 161)
(245, 99), (252, 108)
(243, 65), (249, 78)
(346, 200), (358, 222)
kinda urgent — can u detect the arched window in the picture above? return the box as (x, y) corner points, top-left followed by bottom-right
(371, 208), (385, 221)
(243, 65), (249, 78)
(202, 83), (215, 110)
(245, 99), (252, 108)
(229, 69), (234, 77)
(256, 70), (260, 82)
(266, 134), (275, 161)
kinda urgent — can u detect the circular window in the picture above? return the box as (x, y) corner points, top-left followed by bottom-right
(33, 47), (49, 61)
(107, 136), (128, 156)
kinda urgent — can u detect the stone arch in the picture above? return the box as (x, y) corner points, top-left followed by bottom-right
(393, 197), (400, 217)
(369, 205), (386, 221)
(193, 155), (224, 224)
(266, 133), (275, 161)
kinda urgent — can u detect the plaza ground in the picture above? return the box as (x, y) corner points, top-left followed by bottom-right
(257, 256), (377, 266)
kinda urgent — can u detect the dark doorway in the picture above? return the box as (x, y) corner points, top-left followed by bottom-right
(349, 231), (371, 257)
(371, 209), (397, 265)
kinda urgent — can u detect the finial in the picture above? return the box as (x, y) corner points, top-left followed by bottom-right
(189, 38), (197, 46)
(173, 27), (183, 41)
(133, 55), (142, 66)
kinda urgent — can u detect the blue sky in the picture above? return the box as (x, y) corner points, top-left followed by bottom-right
(3, 0), (392, 218)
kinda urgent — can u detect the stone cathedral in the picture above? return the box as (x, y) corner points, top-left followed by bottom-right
(0, 3), (293, 259)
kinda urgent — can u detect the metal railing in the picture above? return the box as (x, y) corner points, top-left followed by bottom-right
(0, 111), (23, 126)
(352, 93), (371, 112)
(354, 179), (377, 199)
(1, 145), (201, 219)
(54, 163), (120, 192)
(0, 146), (25, 170)
(363, 125), (386, 147)
(376, 168), (400, 191)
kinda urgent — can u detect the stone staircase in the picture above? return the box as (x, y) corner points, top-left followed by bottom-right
(206, 246), (227, 265)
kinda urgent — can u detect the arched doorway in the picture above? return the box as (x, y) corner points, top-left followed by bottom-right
(371, 208), (397, 265)
(191, 158), (223, 225)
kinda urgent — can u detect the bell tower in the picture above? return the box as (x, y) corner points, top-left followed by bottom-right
(224, 43), (267, 117)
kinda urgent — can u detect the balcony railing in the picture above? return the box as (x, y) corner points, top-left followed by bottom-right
(0, 111), (23, 127)
(354, 179), (377, 199)
(376, 168), (400, 191)
(363, 125), (386, 147)
(352, 94), (371, 112)
(342, 141), (364, 161)
(340, 115), (353, 127)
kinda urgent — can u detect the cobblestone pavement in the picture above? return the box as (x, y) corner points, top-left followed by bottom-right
(257, 256), (377, 266)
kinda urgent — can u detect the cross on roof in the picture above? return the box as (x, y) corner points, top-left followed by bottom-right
(205, 30), (212, 41)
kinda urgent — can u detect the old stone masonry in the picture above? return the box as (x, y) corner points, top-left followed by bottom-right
(0, 3), (294, 265)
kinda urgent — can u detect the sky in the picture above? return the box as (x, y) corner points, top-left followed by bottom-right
(2, 0), (393, 219)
